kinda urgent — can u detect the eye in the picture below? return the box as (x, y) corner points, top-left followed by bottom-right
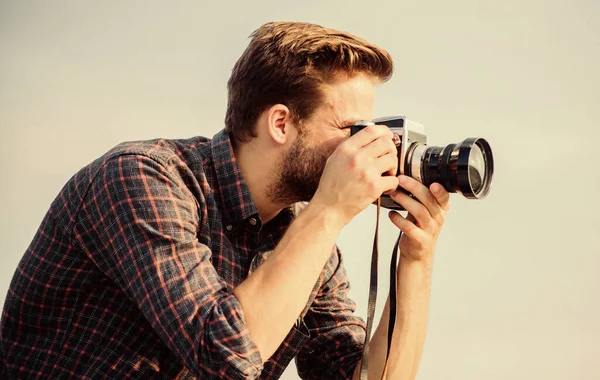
(341, 126), (353, 137)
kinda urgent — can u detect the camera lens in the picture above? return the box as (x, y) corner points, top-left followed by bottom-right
(407, 138), (493, 199)
(468, 144), (485, 194)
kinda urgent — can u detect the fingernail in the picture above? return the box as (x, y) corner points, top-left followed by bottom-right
(398, 176), (407, 184)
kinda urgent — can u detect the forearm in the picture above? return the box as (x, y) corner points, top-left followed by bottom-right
(353, 259), (432, 380)
(351, 295), (392, 380)
(233, 203), (345, 361)
(385, 259), (432, 379)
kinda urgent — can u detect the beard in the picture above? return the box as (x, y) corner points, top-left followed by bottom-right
(266, 130), (334, 205)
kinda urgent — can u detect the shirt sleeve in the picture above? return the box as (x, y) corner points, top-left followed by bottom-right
(296, 246), (366, 379)
(72, 154), (263, 379)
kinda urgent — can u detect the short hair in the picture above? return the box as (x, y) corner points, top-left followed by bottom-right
(224, 21), (393, 143)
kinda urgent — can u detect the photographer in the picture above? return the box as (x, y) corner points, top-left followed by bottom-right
(0, 21), (449, 379)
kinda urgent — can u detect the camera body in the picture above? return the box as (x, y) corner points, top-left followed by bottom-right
(351, 116), (425, 210)
(350, 115), (494, 211)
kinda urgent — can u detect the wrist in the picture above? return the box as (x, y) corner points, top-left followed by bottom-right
(398, 254), (433, 276)
(305, 199), (348, 230)
(395, 259), (433, 315)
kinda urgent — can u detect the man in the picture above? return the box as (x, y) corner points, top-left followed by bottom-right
(0, 21), (449, 379)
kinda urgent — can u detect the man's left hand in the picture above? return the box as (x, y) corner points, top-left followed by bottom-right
(387, 175), (450, 263)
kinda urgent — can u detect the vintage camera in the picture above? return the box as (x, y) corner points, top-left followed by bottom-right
(351, 116), (494, 210)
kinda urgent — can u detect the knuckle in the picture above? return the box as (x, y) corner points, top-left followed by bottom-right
(436, 211), (447, 224)
(378, 124), (391, 134)
(427, 195), (437, 207)
(388, 190), (401, 203)
(408, 228), (421, 242)
(401, 179), (414, 191)
(373, 125), (389, 137)
(339, 143), (352, 156)
(365, 125), (378, 136)
(416, 209), (430, 223)
(366, 179), (377, 193)
(336, 143), (346, 154)
(360, 167), (370, 180)
(384, 128), (394, 139)
(349, 153), (360, 169)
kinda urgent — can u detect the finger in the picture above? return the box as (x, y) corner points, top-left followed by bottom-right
(378, 175), (401, 195)
(361, 135), (397, 160)
(430, 183), (450, 211)
(389, 189), (433, 228)
(374, 152), (399, 177)
(388, 211), (427, 241)
(396, 175), (441, 219)
(348, 124), (393, 149)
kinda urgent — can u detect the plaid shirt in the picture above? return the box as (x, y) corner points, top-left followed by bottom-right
(1, 129), (366, 379)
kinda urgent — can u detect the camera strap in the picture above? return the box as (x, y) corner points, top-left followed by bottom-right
(359, 197), (403, 380)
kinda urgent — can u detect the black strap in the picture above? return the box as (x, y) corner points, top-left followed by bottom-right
(381, 232), (402, 378)
(359, 198), (403, 380)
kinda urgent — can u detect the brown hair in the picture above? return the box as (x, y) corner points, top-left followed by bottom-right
(224, 21), (393, 143)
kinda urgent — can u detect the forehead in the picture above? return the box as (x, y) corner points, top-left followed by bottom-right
(313, 73), (378, 125)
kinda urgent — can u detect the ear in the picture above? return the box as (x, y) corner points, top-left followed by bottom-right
(265, 104), (295, 145)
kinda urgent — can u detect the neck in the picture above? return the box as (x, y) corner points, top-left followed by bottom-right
(233, 140), (285, 224)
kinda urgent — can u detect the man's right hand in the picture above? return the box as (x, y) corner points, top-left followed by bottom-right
(311, 124), (400, 225)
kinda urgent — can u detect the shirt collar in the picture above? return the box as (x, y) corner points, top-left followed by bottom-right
(210, 129), (259, 227)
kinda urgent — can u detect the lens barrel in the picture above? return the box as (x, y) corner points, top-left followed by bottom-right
(406, 138), (494, 199)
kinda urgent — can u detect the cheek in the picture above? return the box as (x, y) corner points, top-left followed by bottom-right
(326, 136), (345, 156)
(319, 132), (345, 154)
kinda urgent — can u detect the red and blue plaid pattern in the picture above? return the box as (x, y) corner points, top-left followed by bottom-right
(1, 130), (366, 379)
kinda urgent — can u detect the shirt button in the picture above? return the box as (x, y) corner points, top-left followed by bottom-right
(249, 218), (257, 226)
(226, 225), (233, 231)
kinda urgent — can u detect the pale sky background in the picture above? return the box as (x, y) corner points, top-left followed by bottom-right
(1, 1), (599, 379)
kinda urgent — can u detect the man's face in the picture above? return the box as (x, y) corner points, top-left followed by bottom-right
(268, 73), (378, 204)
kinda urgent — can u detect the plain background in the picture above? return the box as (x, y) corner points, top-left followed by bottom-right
(1, 1), (598, 379)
